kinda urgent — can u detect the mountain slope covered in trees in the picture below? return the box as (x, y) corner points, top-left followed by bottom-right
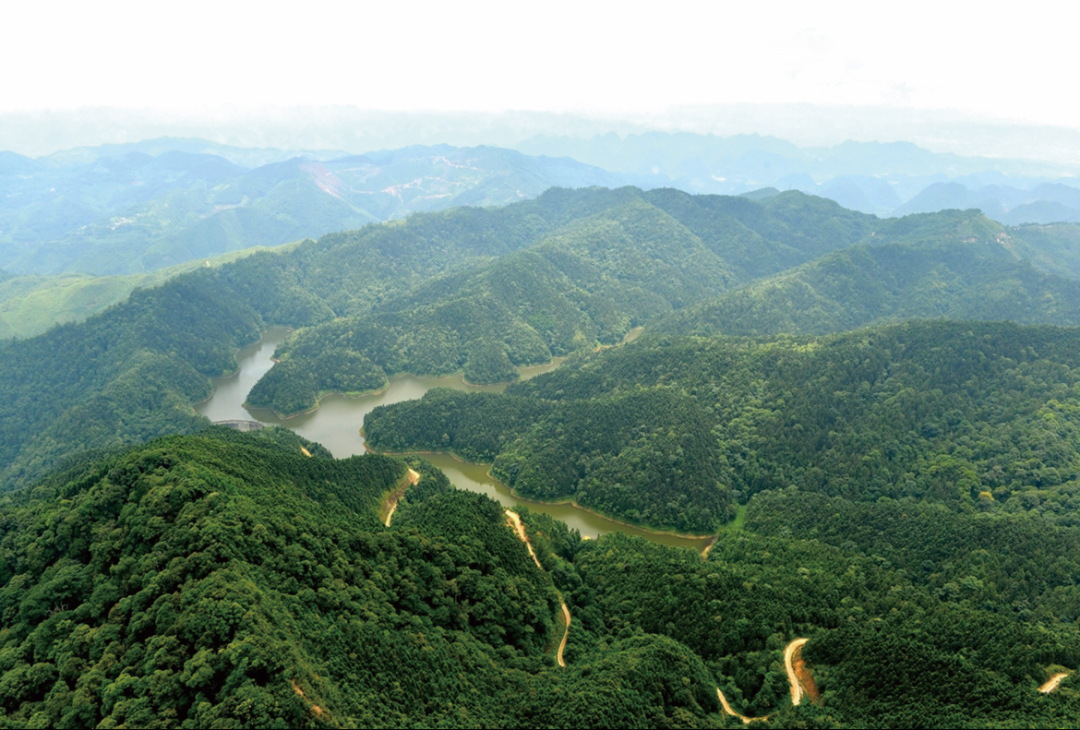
(656, 237), (1080, 338)
(0, 186), (887, 479)
(2, 187), (1078, 494)
(252, 190), (994, 414)
(0, 427), (733, 728)
(4, 183), (1080, 727)
(2, 427), (1079, 727)
(365, 320), (1080, 530)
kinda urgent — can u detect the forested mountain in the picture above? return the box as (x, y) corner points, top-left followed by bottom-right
(0, 428), (719, 727)
(250, 193), (1080, 416)
(248, 189), (882, 413)
(7, 132), (1078, 285)
(2, 425), (1079, 726)
(0, 187), (658, 487)
(5, 179), (1080, 727)
(4, 186), (1080, 491)
(0, 144), (626, 276)
(518, 131), (1080, 223)
(0, 247), (277, 340)
(365, 320), (1080, 530)
(656, 217), (1080, 338)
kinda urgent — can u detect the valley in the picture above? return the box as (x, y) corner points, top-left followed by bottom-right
(197, 327), (710, 548)
(2, 183), (1080, 727)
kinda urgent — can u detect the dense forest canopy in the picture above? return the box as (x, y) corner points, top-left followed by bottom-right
(365, 320), (1080, 531)
(0, 186), (896, 482)
(1, 428), (1078, 727)
(2, 186), (1079, 484)
(3, 185), (1080, 726)
(246, 192), (1080, 415)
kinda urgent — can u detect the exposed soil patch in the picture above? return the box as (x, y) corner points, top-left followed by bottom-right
(382, 468), (421, 527)
(784, 638), (814, 705)
(1040, 672), (1070, 694)
(291, 679), (325, 717)
(505, 510), (542, 569)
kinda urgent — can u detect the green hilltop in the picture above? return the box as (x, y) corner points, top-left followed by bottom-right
(3, 187), (1080, 489)
(2, 186), (1080, 726)
(1, 421), (1079, 726)
(364, 320), (1080, 531)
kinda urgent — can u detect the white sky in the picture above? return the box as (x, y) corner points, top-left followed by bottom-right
(2, 0), (1078, 129)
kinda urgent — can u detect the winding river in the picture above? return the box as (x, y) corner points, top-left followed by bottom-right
(197, 328), (709, 550)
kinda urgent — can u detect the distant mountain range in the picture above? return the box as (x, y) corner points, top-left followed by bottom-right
(0, 142), (630, 276)
(518, 132), (1080, 221)
(2, 133), (1079, 284)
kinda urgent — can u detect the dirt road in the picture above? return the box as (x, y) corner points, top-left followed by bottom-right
(716, 688), (767, 725)
(383, 468), (421, 527)
(1040, 672), (1070, 694)
(505, 509), (571, 667)
(784, 638), (812, 705)
(717, 638), (813, 722)
(557, 602), (571, 668)
(505, 510), (543, 569)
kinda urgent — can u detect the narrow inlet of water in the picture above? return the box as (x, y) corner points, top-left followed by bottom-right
(197, 328), (709, 550)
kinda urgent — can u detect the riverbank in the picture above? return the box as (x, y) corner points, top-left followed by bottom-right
(195, 327), (712, 549)
(250, 361), (549, 420)
(363, 444), (718, 544)
(245, 379), (393, 421)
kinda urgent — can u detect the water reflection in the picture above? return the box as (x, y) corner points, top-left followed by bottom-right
(197, 328), (709, 549)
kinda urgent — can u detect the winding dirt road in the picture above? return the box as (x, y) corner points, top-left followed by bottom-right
(784, 637), (813, 706)
(383, 468), (421, 527)
(505, 510), (542, 569)
(716, 688), (767, 725)
(717, 638), (814, 722)
(557, 602), (571, 669)
(505, 510), (571, 668)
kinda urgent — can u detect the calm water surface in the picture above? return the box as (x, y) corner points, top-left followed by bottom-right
(197, 328), (708, 550)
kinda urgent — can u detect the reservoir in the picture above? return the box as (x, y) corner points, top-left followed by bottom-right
(197, 328), (709, 550)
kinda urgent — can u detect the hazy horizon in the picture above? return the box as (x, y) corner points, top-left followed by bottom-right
(4, 103), (1080, 170)
(4, 2), (1078, 164)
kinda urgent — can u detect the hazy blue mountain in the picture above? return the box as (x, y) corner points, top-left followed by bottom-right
(0, 151), (38, 175)
(518, 132), (1062, 194)
(896, 180), (1080, 224)
(893, 182), (1007, 217)
(518, 132), (1080, 221)
(0, 143), (630, 276)
(818, 175), (903, 215)
(1000, 200), (1080, 225)
(518, 131), (807, 184)
(41, 136), (353, 168)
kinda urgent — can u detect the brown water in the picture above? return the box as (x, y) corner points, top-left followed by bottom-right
(196, 328), (709, 550)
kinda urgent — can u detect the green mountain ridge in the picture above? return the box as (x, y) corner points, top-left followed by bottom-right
(3, 187), (1080, 493)
(2, 426), (1079, 726)
(657, 238), (1080, 338)
(365, 320), (1080, 531)
(249, 193), (1080, 418)
(5, 185), (1080, 727)
(247, 189), (880, 414)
